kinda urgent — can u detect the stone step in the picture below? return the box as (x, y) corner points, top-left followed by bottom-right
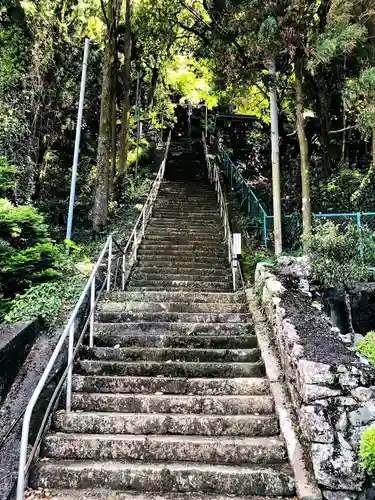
(76, 360), (265, 378)
(99, 301), (246, 314)
(72, 375), (268, 395)
(129, 272), (229, 283)
(53, 411), (279, 437)
(71, 393), (274, 415)
(79, 346), (261, 363)
(96, 311), (248, 324)
(126, 282), (231, 292)
(146, 231), (223, 239)
(139, 245), (226, 254)
(149, 220), (221, 228)
(152, 213), (220, 219)
(138, 254), (227, 264)
(93, 334), (258, 349)
(32, 489), (290, 499)
(43, 434), (286, 465)
(105, 291), (243, 304)
(94, 321), (254, 336)
(148, 221), (221, 228)
(31, 460), (295, 496)
(144, 235), (224, 244)
(137, 262), (229, 271)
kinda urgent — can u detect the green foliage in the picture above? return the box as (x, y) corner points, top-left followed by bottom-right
(5, 276), (86, 327)
(323, 169), (362, 211)
(241, 248), (275, 282)
(359, 425), (375, 472)
(356, 331), (375, 368)
(0, 156), (16, 195)
(305, 221), (373, 289)
(314, 24), (366, 67)
(0, 198), (49, 248)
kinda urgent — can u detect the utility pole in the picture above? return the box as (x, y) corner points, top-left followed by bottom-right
(66, 38), (89, 242)
(269, 58), (282, 255)
(135, 72), (141, 177)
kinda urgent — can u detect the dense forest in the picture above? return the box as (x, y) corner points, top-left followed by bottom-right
(1, 0), (375, 321)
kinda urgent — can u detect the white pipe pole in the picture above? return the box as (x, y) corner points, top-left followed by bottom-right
(269, 58), (282, 255)
(66, 38), (90, 242)
(205, 103), (208, 138)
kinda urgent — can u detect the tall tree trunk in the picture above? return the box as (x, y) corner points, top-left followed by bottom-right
(147, 66), (159, 110)
(269, 58), (282, 255)
(109, 63), (118, 197)
(92, 0), (116, 232)
(295, 54), (311, 245)
(119, 0), (132, 176)
(372, 117), (375, 172)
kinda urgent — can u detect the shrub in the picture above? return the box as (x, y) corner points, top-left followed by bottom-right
(5, 276), (86, 328)
(360, 425), (375, 472)
(305, 221), (373, 289)
(355, 331), (375, 367)
(241, 248), (275, 282)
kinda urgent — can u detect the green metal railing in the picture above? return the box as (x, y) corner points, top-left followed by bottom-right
(219, 150), (375, 261)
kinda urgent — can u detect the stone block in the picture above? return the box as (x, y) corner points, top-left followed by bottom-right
(323, 491), (366, 500)
(339, 371), (360, 389)
(298, 360), (335, 385)
(351, 387), (373, 403)
(348, 404), (375, 427)
(301, 384), (341, 404)
(299, 405), (334, 443)
(311, 442), (365, 490)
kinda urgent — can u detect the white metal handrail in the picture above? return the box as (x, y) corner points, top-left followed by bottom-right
(202, 133), (240, 291)
(118, 130), (171, 290)
(16, 131), (171, 499)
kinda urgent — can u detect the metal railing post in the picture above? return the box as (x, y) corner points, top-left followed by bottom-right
(107, 236), (113, 293)
(357, 212), (364, 260)
(66, 321), (75, 412)
(142, 210), (146, 236)
(263, 213), (268, 249)
(134, 229), (138, 261)
(122, 254), (126, 291)
(89, 277), (95, 348)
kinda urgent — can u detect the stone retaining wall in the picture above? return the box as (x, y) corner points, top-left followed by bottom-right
(255, 259), (375, 499)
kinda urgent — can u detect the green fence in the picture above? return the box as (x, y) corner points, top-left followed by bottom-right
(219, 150), (375, 262)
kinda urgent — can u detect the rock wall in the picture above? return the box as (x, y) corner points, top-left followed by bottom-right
(255, 258), (375, 500)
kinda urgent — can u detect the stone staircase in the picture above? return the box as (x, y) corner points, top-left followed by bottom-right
(29, 177), (296, 498)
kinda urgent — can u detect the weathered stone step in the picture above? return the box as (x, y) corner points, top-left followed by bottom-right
(96, 311), (248, 324)
(139, 245), (226, 254)
(126, 282), (230, 292)
(146, 230), (222, 238)
(148, 220), (220, 227)
(137, 262), (228, 271)
(149, 220), (221, 228)
(144, 235), (224, 244)
(129, 272), (229, 283)
(31, 460), (295, 496)
(100, 301), (246, 314)
(43, 434), (286, 465)
(138, 254), (227, 264)
(53, 411), (279, 437)
(106, 291), (243, 304)
(132, 266), (227, 277)
(34, 489), (290, 500)
(76, 360), (265, 378)
(80, 346), (261, 363)
(94, 321), (254, 336)
(71, 393), (273, 415)
(93, 334), (257, 350)
(152, 213), (219, 219)
(72, 375), (268, 395)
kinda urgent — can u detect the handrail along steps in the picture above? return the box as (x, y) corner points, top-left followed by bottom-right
(16, 132), (171, 499)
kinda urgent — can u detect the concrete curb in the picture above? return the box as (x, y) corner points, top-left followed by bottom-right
(245, 288), (322, 500)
